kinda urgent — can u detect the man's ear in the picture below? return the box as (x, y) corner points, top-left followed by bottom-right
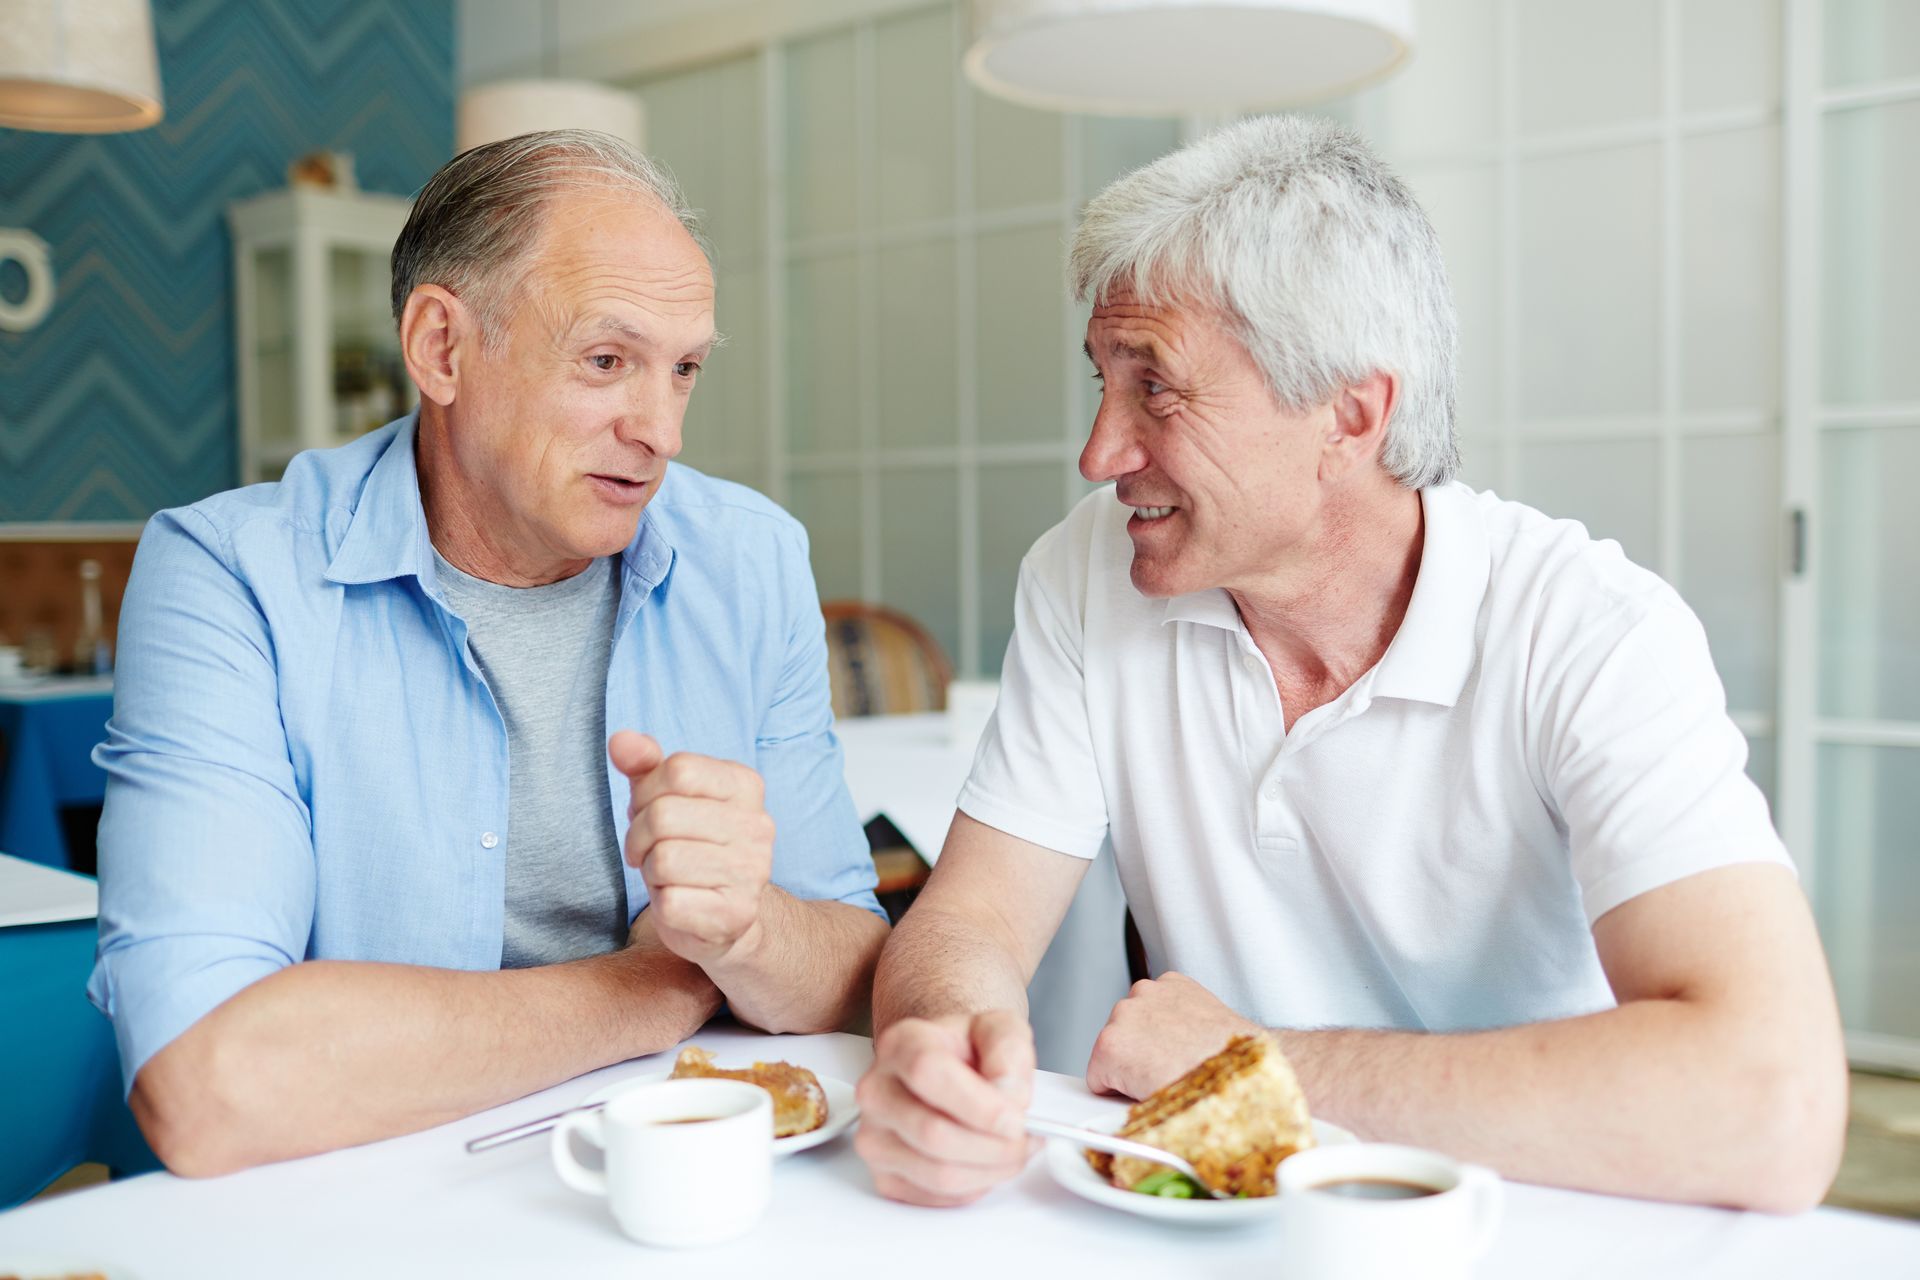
(1321, 370), (1399, 481)
(399, 284), (472, 408)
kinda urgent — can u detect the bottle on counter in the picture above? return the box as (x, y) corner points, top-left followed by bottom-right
(73, 558), (113, 675)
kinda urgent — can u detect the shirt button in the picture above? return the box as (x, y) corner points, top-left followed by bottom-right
(1265, 782), (1282, 799)
(1243, 655), (1263, 674)
(480, 831), (499, 849)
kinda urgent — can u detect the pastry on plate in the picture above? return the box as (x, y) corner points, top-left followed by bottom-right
(669, 1045), (829, 1138)
(1088, 1031), (1314, 1198)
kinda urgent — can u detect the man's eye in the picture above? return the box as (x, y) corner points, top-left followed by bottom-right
(590, 354), (622, 372)
(1144, 379), (1167, 396)
(674, 361), (701, 378)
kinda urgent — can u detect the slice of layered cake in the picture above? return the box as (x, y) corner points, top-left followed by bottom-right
(1089, 1031), (1315, 1197)
(669, 1045), (829, 1138)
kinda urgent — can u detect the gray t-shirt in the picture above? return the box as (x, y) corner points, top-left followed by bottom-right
(432, 548), (627, 968)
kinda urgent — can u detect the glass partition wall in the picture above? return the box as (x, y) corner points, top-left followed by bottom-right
(628, 0), (1920, 1071)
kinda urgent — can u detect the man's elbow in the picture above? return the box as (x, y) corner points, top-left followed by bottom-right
(1724, 1054), (1849, 1214)
(130, 1035), (267, 1179)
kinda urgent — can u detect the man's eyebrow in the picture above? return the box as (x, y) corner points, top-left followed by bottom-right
(581, 317), (717, 358)
(1084, 338), (1163, 366)
(583, 315), (648, 343)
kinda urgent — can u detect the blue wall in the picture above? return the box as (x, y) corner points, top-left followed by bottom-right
(0, 0), (452, 523)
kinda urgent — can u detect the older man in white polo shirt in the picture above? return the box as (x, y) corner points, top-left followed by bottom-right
(853, 116), (1846, 1213)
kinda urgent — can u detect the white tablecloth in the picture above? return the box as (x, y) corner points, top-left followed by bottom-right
(2, 1027), (1913, 1277)
(835, 712), (1131, 1076)
(0, 851), (97, 927)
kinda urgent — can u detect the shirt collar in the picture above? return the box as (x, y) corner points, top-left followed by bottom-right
(324, 411), (677, 592)
(1369, 482), (1490, 707)
(1157, 481), (1490, 708)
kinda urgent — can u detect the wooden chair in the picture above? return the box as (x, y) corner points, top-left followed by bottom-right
(821, 601), (953, 919)
(819, 600), (952, 719)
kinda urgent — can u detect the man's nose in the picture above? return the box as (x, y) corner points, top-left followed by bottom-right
(619, 372), (684, 460)
(1079, 394), (1146, 483)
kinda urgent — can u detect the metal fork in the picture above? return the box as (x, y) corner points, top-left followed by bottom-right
(1023, 1114), (1233, 1199)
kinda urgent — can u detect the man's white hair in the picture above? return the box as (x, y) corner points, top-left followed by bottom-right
(1069, 115), (1459, 488)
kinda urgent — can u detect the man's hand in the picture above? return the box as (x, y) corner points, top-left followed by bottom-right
(1085, 973), (1261, 1099)
(610, 730), (775, 968)
(854, 1012), (1041, 1207)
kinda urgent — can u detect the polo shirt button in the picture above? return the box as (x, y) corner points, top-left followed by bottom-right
(480, 831), (499, 849)
(1243, 655), (1262, 674)
(1265, 782), (1282, 799)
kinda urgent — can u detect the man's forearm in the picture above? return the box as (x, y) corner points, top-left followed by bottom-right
(1281, 997), (1845, 1212)
(702, 887), (889, 1034)
(871, 900), (1033, 1034)
(133, 938), (721, 1177)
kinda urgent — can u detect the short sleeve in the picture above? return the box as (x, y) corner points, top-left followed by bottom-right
(956, 523), (1111, 859)
(753, 524), (885, 921)
(87, 509), (317, 1090)
(1536, 594), (1793, 923)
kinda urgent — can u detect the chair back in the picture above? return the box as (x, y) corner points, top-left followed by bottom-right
(820, 601), (953, 718)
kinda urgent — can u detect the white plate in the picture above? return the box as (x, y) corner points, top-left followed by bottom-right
(581, 1071), (859, 1158)
(1044, 1112), (1356, 1225)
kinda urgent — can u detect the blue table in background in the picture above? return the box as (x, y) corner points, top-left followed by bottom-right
(0, 851), (157, 1206)
(0, 677), (114, 869)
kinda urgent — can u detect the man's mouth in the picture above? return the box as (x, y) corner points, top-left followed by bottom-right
(1128, 504), (1177, 522)
(588, 473), (651, 501)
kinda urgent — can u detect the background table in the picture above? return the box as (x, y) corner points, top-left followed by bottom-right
(835, 712), (1131, 1076)
(2, 1026), (1914, 1277)
(0, 677), (114, 869)
(0, 851), (155, 1207)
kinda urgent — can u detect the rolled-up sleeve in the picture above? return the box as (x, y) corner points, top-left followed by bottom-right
(753, 524), (884, 921)
(88, 507), (316, 1091)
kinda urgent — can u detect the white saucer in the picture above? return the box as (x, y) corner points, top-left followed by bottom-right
(582, 1070), (859, 1157)
(1044, 1111), (1355, 1225)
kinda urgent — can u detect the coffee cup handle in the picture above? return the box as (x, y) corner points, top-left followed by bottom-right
(551, 1109), (610, 1197)
(1459, 1164), (1504, 1258)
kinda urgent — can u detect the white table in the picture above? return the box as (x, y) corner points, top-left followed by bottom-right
(0, 850), (97, 927)
(2, 1027), (1914, 1277)
(836, 712), (1131, 1076)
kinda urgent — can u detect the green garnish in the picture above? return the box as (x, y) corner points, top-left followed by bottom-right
(1131, 1168), (1202, 1198)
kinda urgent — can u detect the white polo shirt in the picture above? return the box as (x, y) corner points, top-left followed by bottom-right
(958, 482), (1791, 1034)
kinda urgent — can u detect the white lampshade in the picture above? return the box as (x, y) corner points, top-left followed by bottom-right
(0, 0), (164, 132)
(964, 0), (1413, 116)
(455, 79), (645, 154)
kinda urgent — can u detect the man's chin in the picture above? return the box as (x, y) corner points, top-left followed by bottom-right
(1127, 552), (1199, 599)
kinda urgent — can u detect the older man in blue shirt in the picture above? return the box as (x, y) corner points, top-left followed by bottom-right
(89, 131), (888, 1175)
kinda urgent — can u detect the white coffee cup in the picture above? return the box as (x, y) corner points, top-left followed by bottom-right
(1277, 1143), (1504, 1280)
(551, 1077), (772, 1248)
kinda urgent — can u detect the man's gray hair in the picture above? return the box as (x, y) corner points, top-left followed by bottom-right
(390, 128), (708, 350)
(1069, 115), (1459, 488)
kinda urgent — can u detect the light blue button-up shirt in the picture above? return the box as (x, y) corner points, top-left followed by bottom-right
(88, 416), (881, 1086)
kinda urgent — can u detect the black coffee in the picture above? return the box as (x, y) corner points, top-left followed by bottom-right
(1313, 1178), (1442, 1200)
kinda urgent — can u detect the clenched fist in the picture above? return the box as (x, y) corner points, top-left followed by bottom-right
(610, 730), (775, 967)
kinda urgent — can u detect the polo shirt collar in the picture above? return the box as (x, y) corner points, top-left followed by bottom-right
(1156, 481), (1490, 707)
(324, 411), (677, 592)
(1370, 482), (1490, 707)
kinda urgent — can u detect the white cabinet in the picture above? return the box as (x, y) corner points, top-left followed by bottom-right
(228, 188), (417, 485)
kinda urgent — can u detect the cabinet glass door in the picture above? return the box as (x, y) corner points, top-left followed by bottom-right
(253, 244), (296, 451)
(328, 246), (410, 444)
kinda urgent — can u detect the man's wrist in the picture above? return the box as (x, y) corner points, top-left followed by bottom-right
(701, 884), (780, 982)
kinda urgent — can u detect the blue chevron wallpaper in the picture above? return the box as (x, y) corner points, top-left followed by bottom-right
(0, 0), (452, 523)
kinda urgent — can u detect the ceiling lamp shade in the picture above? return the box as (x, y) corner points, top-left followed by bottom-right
(0, 0), (164, 132)
(964, 0), (1413, 116)
(455, 79), (645, 154)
